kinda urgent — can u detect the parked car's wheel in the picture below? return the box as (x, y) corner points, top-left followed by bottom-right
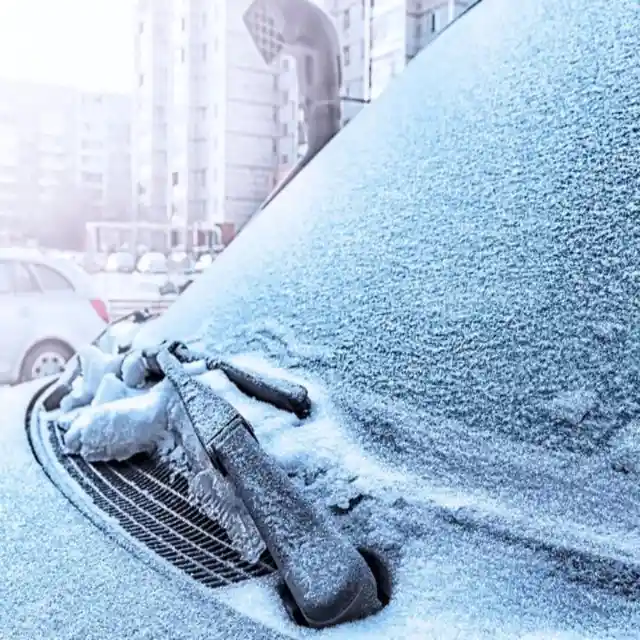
(20, 340), (74, 382)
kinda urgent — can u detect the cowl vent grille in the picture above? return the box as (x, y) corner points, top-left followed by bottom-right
(32, 395), (276, 589)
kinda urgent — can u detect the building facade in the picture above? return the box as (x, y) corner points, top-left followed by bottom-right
(323, 0), (477, 108)
(133, 0), (173, 225)
(133, 0), (286, 239)
(0, 80), (132, 248)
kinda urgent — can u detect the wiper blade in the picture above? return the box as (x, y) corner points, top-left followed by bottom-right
(217, 361), (311, 419)
(144, 342), (312, 419)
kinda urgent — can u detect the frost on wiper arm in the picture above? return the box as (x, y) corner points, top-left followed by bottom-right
(42, 339), (312, 563)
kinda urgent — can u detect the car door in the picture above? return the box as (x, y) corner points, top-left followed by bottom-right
(0, 260), (38, 381)
(28, 260), (79, 336)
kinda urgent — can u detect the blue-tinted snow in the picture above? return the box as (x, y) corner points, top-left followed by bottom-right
(2, 0), (640, 637)
(3, 377), (639, 640)
(140, 0), (639, 634)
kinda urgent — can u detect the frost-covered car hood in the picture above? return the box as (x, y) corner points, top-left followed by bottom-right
(4, 381), (640, 640)
(4, 0), (640, 637)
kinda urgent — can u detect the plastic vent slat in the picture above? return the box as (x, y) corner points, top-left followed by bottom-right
(46, 418), (276, 588)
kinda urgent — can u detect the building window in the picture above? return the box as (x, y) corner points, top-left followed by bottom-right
(138, 21), (144, 34)
(138, 74), (144, 87)
(361, 0), (365, 18)
(194, 169), (206, 186)
(343, 45), (350, 66)
(272, 138), (277, 153)
(281, 153), (289, 164)
(282, 123), (288, 135)
(343, 8), (350, 29)
(82, 172), (102, 184)
(415, 22), (421, 37)
(281, 90), (288, 105)
(282, 58), (289, 71)
(273, 74), (278, 89)
(202, 12), (207, 26)
(172, 171), (179, 186)
(181, 17), (186, 30)
(361, 39), (365, 59)
(202, 43), (207, 60)
(180, 47), (186, 63)
(430, 12), (437, 32)
(272, 106), (278, 122)
(196, 106), (207, 120)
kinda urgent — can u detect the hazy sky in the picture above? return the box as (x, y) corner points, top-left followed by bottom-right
(0, 0), (134, 93)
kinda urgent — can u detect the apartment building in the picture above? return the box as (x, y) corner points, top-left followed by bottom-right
(274, 54), (306, 183)
(133, 0), (172, 224)
(322, 0), (476, 110)
(0, 79), (132, 247)
(133, 0), (285, 238)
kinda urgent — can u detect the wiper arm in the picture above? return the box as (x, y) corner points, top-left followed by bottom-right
(155, 343), (382, 628)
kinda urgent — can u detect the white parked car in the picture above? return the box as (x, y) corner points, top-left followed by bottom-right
(0, 249), (108, 382)
(137, 251), (168, 274)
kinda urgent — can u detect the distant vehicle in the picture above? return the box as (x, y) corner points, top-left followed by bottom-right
(137, 251), (169, 274)
(105, 251), (135, 273)
(0, 248), (108, 382)
(194, 252), (215, 273)
(168, 251), (195, 274)
(82, 252), (107, 274)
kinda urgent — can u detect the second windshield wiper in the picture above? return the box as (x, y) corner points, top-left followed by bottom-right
(142, 342), (312, 420)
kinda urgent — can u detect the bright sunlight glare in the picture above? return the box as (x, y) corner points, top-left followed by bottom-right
(0, 0), (134, 92)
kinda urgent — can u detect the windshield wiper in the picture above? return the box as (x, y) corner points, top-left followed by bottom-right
(145, 342), (312, 420)
(146, 341), (382, 628)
